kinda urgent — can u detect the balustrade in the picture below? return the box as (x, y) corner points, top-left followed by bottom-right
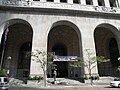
(0, 0), (120, 8)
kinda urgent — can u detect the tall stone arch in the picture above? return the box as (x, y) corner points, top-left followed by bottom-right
(94, 23), (120, 76)
(0, 19), (33, 80)
(47, 20), (84, 78)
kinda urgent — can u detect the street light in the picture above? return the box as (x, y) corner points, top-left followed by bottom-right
(7, 56), (12, 75)
(118, 57), (120, 65)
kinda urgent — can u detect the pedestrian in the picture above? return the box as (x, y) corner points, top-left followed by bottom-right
(53, 68), (57, 84)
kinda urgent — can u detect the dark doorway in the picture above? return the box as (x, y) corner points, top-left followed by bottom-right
(17, 42), (32, 78)
(52, 43), (68, 78)
(109, 38), (119, 67)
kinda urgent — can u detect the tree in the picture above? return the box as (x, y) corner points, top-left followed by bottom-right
(116, 66), (120, 74)
(69, 49), (107, 85)
(31, 50), (54, 87)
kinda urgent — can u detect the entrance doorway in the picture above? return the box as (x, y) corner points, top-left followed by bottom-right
(52, 43), (68, 78)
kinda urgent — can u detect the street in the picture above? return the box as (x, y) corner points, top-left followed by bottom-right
(9, 86), (120, 90)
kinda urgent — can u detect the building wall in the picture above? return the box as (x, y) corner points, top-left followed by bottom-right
(0, 5), (120, 78)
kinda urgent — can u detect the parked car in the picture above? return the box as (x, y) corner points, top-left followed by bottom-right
(0, 76), (9, 90)
(110, 78), (120, 88)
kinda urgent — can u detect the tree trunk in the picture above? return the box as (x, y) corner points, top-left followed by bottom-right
(43, 69), (47, 87)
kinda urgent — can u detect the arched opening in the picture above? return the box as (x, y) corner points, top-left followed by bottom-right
(94, 24), (119, 76)
(47, 21), (83, 78)
(52, 43), (68, 78)
(0, 20), (33, 80)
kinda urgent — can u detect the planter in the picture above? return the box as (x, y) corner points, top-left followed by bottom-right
(27, 80), (43, 85)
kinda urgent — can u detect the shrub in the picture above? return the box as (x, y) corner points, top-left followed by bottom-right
(0, 69), (7, 76)
(28, 75), (44, 82)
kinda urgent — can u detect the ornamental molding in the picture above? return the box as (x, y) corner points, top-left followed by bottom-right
(0, 0), (120, 14)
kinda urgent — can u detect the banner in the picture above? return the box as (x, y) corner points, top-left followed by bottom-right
(53, 56), (78, 61)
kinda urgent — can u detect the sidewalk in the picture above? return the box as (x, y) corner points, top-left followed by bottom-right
(11, 77), (112, 89)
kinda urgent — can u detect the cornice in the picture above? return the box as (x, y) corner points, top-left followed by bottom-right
(0, 1), (120, 19)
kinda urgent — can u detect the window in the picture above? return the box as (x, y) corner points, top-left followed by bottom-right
(47, 0), (54, 2)
(60, 0), (67, 3)
(109, 0), (117, 7)
(86, 0), (93, 5)
(33, 0), (40, 1)
(98, 0), (105, 6)
(73, 0), (80, 4)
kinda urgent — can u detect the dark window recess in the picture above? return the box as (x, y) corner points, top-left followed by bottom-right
(73, 0), (79, 4)
(109, 0), (117, 7)
(60, 0), (67, 3)
(33, 0), (40, 1)
(47, 0), (54, 2)
(98, 0), (105, 6)
(86, 0), (92, 5)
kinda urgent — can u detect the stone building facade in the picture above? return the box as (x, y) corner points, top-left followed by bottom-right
(0, 0), (120, 80)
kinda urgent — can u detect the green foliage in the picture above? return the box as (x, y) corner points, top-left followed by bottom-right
(84, 76), (99, 80)
(28, 75), (44, 82)
(0, 69), (7, 76)
(69, 49), (106, 85)
(32, 50), (54, 69)
(116, 67), (120, 73)
(69, 49), (107, 68)
(31, 50), (54, 87)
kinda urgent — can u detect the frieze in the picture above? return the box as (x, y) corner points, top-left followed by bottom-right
(31, 2), (93, 11)
(2, 0), (29, 6)
(0, 0), (119, 14)
(2, 0), (19, 5)
(94, 6), (117, 13)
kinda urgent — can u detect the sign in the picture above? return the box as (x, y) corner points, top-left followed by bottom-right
(53, 56), (78, 61)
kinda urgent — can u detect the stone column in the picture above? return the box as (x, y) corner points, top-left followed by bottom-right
(54, 0), (60, 3)
(93, 0), (98, 6)
(104, 0), (110, 7)
(68, 0), (73, 4)
(81, 0), (86, 5)
(30, 22), (48, 77)
(80, 19), (99, 77)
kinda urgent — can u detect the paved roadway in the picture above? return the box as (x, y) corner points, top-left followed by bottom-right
(9, 86), (120, 90)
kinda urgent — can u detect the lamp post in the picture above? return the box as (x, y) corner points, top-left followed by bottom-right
(118, 57), (120, 66)
(7, 56), (11, 75)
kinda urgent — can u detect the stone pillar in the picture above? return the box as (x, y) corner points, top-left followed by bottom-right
(68, 0), (73, 4)
(54, 0), (60, 3)
(80, 20), (99, 77)
(81, 0), (86, 5)
(40, 0), (46, 2)
(30, 23), (48, 77)
(104, 0), (110, 7)
(93, 0), (98, 6)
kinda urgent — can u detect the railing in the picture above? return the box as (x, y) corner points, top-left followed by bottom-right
(0, 0), (120, 14)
